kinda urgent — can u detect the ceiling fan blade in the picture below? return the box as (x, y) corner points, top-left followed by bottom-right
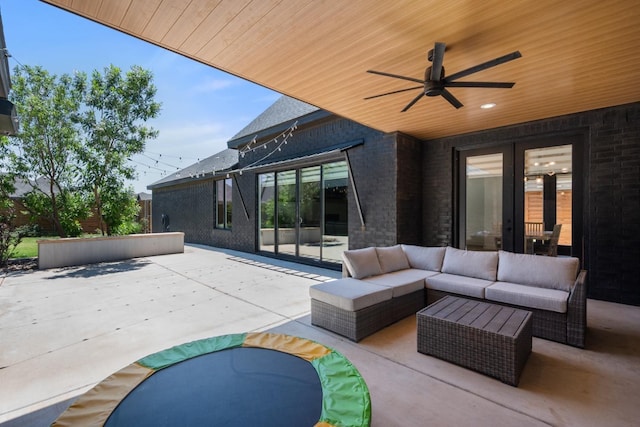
(430, 42), (446, 81)
(367, 70), (424, 84)
(364, 86), (423, 100)
(444, 51), (522, 82)
(401, 92), (425, 112)
(445, 81), (515, 88)
(440, 88), (463, 109)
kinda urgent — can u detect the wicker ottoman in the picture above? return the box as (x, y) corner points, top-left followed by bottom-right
(310, 278), (393, 342)
(417, 295), (532, 386)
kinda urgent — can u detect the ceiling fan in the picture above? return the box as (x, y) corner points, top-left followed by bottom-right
(365, 42), (522, 111)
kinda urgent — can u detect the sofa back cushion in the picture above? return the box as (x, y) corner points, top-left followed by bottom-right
(376, 245), (410, 273)
(497, 250), (579, 291)
(342, 247), (383, 279)
(441, 247), (499, 281)
(401, 245), (446, 272)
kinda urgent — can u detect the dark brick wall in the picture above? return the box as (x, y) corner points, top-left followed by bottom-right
(218, 172), (258, 252)
(152, 177), (255, 251)
(152, 180), (213, 244)
(588, 104), (640, 304)
(153, 115), (400, 254)
(238, 116), (373, 169)
(396, 132), (423, 245)
(347, 132), (397, 248)
(422, 102), (640, 305)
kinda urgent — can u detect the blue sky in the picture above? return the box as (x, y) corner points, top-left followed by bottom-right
(0, 0), (280, 193)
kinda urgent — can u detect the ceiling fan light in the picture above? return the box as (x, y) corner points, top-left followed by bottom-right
(480, 103), (496, 109)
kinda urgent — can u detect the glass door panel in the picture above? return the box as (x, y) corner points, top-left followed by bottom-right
(224, 178), (232, 229)
(556, 174), (572, 246)
(464, 153), (504, 251)
(276, 170), (297, 256)
(258, 172), (275, 253)
(322, 161), (349, 263)
(523, 144), (572, 253)
(299, 166), (321, 261)
(216, 180), (225, 229)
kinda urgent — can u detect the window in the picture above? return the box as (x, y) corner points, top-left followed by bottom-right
(215, 178), (232, 229)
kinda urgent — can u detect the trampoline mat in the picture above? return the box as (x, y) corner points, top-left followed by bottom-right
(53, 333), (371, 427)
(104, 347), (322, 426)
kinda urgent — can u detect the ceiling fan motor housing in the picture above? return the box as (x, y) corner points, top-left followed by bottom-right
(425, 66), (444, 96)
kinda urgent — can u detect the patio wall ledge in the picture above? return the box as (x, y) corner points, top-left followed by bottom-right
(37, 232), (185, 269)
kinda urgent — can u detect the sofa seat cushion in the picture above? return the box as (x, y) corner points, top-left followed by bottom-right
(342, 247), (383, 279)
(497, 250), (579, 292)
(400, 245), (446, 272)
(376, 245), (410, 273)
(309, 278), (392, 312)
(486, 282), (569, 313)
(425, 273), (494, 299)
(441, 247), (499, 281)
(363, 269), (437, 297)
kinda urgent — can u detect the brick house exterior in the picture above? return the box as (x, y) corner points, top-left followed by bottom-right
(149, 97), (640, 306)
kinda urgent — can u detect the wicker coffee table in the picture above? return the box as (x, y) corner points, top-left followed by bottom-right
(417, 295), (532, 386)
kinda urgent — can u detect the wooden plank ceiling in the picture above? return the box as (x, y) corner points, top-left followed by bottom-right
(41, 0), (640, 141)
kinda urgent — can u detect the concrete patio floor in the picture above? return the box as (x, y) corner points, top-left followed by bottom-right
(1, 244), (638, 426)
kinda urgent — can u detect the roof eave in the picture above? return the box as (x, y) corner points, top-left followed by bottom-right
(147, 165), (237, 190)
(227, 109), (332, 150)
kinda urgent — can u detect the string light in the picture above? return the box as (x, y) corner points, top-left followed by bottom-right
(128, 120), (298, 182)
(236, 122), (297, 174)
(239, 121), (297, 158)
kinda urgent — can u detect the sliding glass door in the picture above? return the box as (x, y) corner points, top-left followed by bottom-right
(258, 172), (276, 253)
(276, 170), (297, 256)
(321, 161), (349, 263)
(299, 166), (322, 261)
(257, 161), (348, 264)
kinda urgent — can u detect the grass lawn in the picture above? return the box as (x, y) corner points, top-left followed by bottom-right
(10, 234), (104, 259)
(9, 237), (44, 259)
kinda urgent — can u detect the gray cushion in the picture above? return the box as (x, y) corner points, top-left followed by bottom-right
(364, 269), (435, 297)
(376, 245), (410, 273)
(497, 250), (579, 292)
(400, 245), (446, 271)
(425, 273), (494, 299)
(309, 278), (392, 311)
(486, 281), (569, 313)
(441, 247), (499, 281)
(342, 247), (383, 279)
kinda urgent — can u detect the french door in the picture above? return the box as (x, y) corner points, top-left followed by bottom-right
(457, 136), (581, 257)
(458, 146), (514, 251)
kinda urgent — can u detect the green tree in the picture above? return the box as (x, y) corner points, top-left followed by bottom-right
(0, 139), (23, 266)
(97, 183), (141, 236)
(8, 65), (88, 237)
(7, 64), (160, 237)
(77, 65), (160, 235)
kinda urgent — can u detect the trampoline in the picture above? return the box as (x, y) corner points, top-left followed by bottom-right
(53, 333), (371, 427)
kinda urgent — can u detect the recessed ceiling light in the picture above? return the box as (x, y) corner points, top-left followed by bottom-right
(480, 103), (496, 109)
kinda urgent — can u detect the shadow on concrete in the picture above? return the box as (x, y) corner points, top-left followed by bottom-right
(43, 258), (153, 280)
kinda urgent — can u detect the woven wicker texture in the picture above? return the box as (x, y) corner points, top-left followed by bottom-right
(426, 269), (587, 348)
(418, 296), (532, 386)
(311, 298), (393, 342)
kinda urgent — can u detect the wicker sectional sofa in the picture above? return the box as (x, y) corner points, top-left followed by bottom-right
(309, 245), (587, 347)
